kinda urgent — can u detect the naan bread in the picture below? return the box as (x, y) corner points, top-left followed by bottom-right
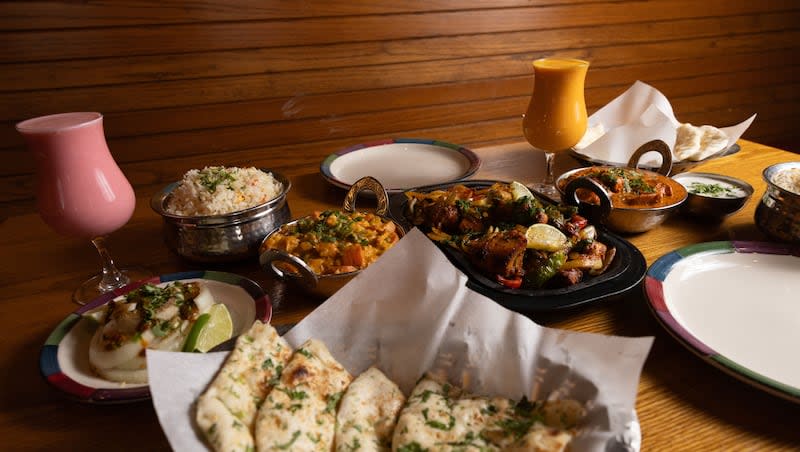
(335, 367), (406, 452)
(392, 374), (491, 450)
(255, 339), (353, 451)
(695, 124), (729, 160)
(674, 123), (728, 161)
(195, 320), (292, 452)
(392, 374), (582, 452)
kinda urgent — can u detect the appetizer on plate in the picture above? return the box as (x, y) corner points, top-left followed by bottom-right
(403, 181), (615, 290)
(88, 281), (230, 384)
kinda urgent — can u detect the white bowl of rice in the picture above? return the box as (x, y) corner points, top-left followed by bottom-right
(151, 166), (291, 262)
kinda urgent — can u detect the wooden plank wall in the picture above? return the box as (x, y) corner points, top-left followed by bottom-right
(2, 0), (799, 216)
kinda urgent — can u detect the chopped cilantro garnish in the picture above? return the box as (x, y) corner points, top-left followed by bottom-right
(274, 430), (301, 450)
(422, 408), (455, 431)
(688, 181), (736, 197)
(397, 442), (428, 452)
(325, 391), (343, 413)
(198, 167), (236, 193)
(278, 388), (308, 400)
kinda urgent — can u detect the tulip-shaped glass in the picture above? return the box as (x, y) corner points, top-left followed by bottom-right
(522, 58), (589, 197)
(17, 112), (151, 305)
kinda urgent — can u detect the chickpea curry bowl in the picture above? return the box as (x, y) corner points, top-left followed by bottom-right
(259, 176), (404, 297)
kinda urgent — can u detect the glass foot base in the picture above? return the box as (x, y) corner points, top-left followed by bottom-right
(72, 267), (153, 305)
(527, 182), (562, 203)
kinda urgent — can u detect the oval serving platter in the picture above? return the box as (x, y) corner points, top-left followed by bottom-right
(320, 138), (481, 194)
(644, 241), (800, 403)
(39, 270), (272, 404)
(389, 180), (646, 314)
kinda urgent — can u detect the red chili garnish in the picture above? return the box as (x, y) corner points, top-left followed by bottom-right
(496, 275), (523, 289)
(571, 214), (588, 229)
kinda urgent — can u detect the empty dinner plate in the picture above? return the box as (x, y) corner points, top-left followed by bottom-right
(320, 138), (481, 193)
(645, 241), (800, 403)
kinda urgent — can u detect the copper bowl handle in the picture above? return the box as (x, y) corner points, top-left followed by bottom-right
(259, 249), (319, 289)
(343, 176), (390, 215)
(627, 139), (673, 176)
(562, 177), (613, 223)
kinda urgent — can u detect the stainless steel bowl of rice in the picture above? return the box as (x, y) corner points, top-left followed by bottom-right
(151, 166), (291, 263)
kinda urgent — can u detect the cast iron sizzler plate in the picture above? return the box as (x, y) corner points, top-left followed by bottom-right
(389, 180), (646, 315)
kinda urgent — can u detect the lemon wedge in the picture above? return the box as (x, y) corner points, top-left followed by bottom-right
(510, 181), (534, 201)
(525, 223), (568, 251)
(183, 304), (234, 353)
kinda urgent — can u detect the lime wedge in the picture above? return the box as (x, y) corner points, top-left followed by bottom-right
(525, 223), (568, 252)
(510, 181), (534, 201)
(183, 304), (233, 353)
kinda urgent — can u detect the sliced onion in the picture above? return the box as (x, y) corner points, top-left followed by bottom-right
(88, 326), (145, 370)
(579, 225), (597, 241)
(193, 284), (215, 312)
(94, 367), (148, 385)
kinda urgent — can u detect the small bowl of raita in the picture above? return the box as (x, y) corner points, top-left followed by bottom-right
(672, 172), (754, 221)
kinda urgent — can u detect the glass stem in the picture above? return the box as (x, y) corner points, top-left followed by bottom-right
(543, 151), (555, 186)
(91, 236), (130, 292)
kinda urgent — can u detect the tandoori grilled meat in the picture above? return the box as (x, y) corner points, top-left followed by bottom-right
(405, 182), (615, 290)
(460, 227), (528, 279)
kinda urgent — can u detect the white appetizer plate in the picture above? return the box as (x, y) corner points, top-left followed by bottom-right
(645, 241), (800, 403)
(320, 138), (481, 193)
(39, 271), (271, 404)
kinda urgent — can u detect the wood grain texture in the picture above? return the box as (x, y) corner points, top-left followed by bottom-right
(1, 1), (799, 214)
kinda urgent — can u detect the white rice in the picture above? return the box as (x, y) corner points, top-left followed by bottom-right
(772, 167), (800, 195)
(165, 166), (282, 216)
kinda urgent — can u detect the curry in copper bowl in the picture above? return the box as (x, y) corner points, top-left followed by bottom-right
(556, 166), (687, 234)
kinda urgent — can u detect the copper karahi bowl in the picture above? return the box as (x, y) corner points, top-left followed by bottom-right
(151, 169), (292, 263)
(258, 176), (405, 298)
(557, 141), (687, 234)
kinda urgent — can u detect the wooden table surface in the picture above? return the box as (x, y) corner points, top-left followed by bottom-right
(2, 139), (799, 451)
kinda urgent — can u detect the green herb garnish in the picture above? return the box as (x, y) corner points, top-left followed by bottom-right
(688, 182), (736, 197)
(325, 391), (343, 413)
(278, 388), (308, 400)
(422, 408), (456, 431)
(198, 167), (236, 193)
(274, 430), (301, 450)
(396, 442), (428, 452)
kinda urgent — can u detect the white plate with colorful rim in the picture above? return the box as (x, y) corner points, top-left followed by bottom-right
(320, 138), (481, 193)
(644, 241), (800, 403)
(39, 270), (272, 404)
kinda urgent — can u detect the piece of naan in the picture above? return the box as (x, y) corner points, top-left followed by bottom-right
(392, 374), (583, 452)
(255, 339), (353, 451)
(674, 122), (728, 162)
(196, 320), (292, 452)
(335, 367), (406, 452)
